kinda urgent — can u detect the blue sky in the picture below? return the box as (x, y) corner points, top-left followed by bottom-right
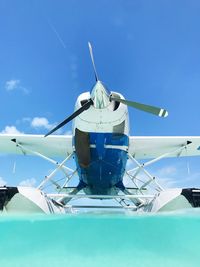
(0, 0), (200, 190)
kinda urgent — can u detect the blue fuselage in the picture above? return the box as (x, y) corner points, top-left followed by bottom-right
(74, 132), (128, 195)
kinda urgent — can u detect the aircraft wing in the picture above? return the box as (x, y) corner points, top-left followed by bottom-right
(129, 136), (200, 159)
(1, 134), (200, 160)
(0, 134), (73, 157)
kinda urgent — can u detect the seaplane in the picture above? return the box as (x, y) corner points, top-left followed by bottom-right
(0, 43), (200, 214)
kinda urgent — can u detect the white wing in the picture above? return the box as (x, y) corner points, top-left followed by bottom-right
(0, 134), (73, 157)
(129, 136), (200, 159)
(1, 134), (200, 160)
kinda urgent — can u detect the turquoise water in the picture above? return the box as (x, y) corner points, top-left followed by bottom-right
(0, 211), (200, 267)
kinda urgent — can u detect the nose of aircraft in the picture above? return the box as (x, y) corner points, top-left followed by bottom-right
(90, 81), (110, 109)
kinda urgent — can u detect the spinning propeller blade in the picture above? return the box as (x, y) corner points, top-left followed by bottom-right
(45, 99), (93, 137)
(45, 43), (98, 137)
(110, 95), (168, 118)
(88, 42), (99, 81)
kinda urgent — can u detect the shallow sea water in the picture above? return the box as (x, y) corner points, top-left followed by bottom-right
(0, 210), (200, 267)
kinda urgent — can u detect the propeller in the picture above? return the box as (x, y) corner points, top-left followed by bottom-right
(44, 42), (168, 137)
(88, 42), (99, 81)
(110, 94), (168, 118)
(45, 42), (99, 138)
(44, 99), (93, 137)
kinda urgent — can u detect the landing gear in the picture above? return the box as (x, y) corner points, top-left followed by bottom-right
(8, 138), (197, 213)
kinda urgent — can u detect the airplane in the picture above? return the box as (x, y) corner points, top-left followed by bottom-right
(0, 43), (200, 214)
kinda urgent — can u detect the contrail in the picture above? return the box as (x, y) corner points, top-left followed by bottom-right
(48, 20), (66, 49)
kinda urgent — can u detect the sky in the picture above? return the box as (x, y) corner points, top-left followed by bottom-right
(0, 0), (200, 193)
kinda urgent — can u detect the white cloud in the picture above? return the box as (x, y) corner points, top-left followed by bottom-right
(0, 126), (23, 134)
(154, 166), (178, 188)
(124, 163), (178, 189)
(15, 116), (64, 134)
(30, 117), (64, 134)
(0, 177), (7, 186)
(5, 79), (29, 94)
(19, 178), (37, 187)
(31, 117), (53, 130)
(5, 79), (20, 91)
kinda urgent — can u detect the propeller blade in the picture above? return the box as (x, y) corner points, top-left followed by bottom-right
(110, 96), (168, 117)
(88, 42), (99, 81)
(44, 99), (93, 137)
